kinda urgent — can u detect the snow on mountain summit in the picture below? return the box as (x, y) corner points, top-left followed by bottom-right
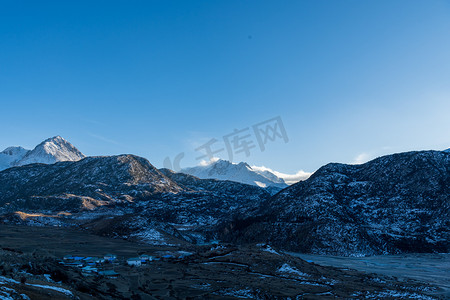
(16, 136), (85, 166)
(0, 146), (29, 170)
(1, 146), (29, 157)
(181, 159), (288, 192)
(0, 136), (85, 171)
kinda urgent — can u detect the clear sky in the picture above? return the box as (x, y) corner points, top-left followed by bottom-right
(1, 0), (449, 174)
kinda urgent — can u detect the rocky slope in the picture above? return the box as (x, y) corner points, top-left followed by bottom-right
(220, 150), (450, 256)
(0, 154), (181, 212)
(0, 155), (269, 245)
(1, 145), (449, 256)
(83, 169), (271, 245)
(160, 168), (271, 198)
(182, 159), (288, 193)
(0, 136), (85, 171)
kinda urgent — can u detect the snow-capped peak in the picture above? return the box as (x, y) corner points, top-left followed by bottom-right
(0, 136), (85, 171)
(0, 146), (30, 170)
(181, 159), (288, 192)
(1, 146), (29, 157)
(16, 136), (85, 166)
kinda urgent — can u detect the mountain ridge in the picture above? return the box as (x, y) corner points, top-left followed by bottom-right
(181, 159), (289, 193)
(0, 136), (85, 171)
(1, 137), (449, 256)
(219, 150), (450, 256)
(0, 154), (186, 216)
(0, 154), (270, 245)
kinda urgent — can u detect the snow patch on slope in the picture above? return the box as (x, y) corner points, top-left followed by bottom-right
(278, 263), (309, 277)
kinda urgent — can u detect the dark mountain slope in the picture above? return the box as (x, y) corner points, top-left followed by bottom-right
(0, 156), (270, 245)
(220, 151), (450, 256)
(160, 168), (270, 199)
(0, 155), (181, 211)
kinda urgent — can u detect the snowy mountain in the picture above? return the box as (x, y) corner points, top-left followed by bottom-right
(0, 136), (85, 171)
(0, 146), (29, 170)
(181, 159), (288, 193)
(220, 150), (450, 256)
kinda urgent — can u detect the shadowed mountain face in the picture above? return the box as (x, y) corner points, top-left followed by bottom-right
(160, 168), (271, 198)
(87, 169), (273, 245)
(1, 148), (448, 255)
(220, 151), (450, 256)
(0, 155), (182, 211)
(0, 156), (270, 245)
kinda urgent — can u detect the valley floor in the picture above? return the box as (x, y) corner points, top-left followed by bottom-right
(0, 225), (443, 299)
(289, 252), (450, 298)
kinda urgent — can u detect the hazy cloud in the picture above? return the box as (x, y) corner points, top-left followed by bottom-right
(352, 152), (374, 164)
(199, 156), (220, 166)
(250, 165), (312, 185)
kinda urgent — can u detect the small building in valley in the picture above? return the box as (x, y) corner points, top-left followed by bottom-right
(104, 254), (117, 262)
(127, 258), (142, 266)
(139, 255), (154, 262)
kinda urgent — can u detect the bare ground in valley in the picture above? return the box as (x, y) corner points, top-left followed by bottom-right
(0, 225), (443, 299)
(0, 224), (175, 258)
(289, 252), (450, 298)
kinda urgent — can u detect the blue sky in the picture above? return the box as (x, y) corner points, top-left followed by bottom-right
(1, 0), (449, 174)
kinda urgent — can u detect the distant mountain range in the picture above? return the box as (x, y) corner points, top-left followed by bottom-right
(182, 159), (289, 194)
(0, 137), (302, 190)
(0, 136), (448, 255)
(0, 136), (85, 171)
